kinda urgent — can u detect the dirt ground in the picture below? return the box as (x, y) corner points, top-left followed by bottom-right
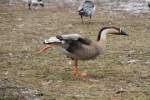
(0, 3), (150, 100)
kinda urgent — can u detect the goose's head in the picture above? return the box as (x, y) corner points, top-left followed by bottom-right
(38, 36), (63, 53)
(97, 26), (128, 41)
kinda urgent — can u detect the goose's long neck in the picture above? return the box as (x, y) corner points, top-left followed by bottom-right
(97, 28), (120, 48)
(97, 29), (109, 48)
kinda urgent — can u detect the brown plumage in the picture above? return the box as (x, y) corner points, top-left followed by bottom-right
(39, 26), (128, 77)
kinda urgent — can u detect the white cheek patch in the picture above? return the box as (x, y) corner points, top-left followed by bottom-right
(100, 30), (108, 40)
(45, 37), (61, 43)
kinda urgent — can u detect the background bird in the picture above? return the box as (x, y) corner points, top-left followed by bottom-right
(146, 0), (150, 8)
(78, 0), (96, 23)
(28, 0), (44, 9)
(39, 27), (128, 77)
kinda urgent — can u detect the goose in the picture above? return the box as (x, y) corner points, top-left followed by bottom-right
(28, 0), (44, 9)
(39, 27), (128, 77)
(78, 0), (96, 23)
(146, 0), (150, 8)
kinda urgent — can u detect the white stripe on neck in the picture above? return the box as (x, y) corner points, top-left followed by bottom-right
(100, 29), (110, 40)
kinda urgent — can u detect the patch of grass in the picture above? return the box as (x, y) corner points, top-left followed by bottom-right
(0, 4), (150, 100)
(0, 96), (18, 100)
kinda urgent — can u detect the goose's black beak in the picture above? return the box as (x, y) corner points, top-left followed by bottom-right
(121, 30), (128, 36)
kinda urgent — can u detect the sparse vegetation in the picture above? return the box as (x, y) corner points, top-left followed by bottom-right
(0, 1), (150, 99)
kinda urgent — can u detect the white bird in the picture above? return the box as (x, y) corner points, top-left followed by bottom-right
(78, 0), (96, 23)
(146, 0), (150, 8)
(28, 0), (44, 9)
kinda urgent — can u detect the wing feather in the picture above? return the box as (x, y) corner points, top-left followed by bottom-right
(56, 34), (91, 45)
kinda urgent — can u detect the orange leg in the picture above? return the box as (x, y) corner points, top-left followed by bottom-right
(72, 59), (80, 77)
(72, 59), (87, 77)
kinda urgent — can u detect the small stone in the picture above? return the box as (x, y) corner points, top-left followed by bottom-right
(68, 61), (72, 65)
(144, 61), (150, 65)
(115, 88), (127, 94)
(42, 80), (53, 86)
(127, 59), (139, 64)
(17, 18), (23, 21)
(81, 72), (87, 77)
(8, 53), (13, 57)
(4, 71), (8, 75)
(64, 24), (73, 29)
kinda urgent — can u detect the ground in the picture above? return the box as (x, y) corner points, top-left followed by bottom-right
(0, 3), (150, 100)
